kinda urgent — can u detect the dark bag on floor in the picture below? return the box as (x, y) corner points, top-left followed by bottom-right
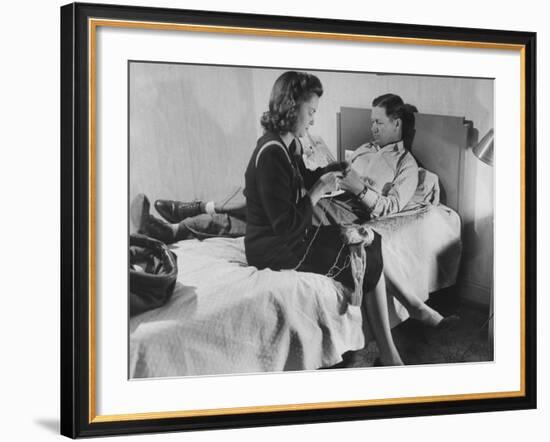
(129, 234), (178, 317)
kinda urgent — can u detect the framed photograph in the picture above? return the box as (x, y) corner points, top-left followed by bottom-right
(60, 2), (536, 438)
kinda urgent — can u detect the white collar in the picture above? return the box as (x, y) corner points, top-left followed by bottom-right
(378, 139), (405, 152)
(352, 140), (405, 163)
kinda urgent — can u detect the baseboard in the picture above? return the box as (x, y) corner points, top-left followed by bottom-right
(458, 279), (492, 308)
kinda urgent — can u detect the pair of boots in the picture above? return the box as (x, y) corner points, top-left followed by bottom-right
(130, 194), (204, 244)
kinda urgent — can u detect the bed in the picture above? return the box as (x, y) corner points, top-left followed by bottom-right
(130, 108), (469, 378)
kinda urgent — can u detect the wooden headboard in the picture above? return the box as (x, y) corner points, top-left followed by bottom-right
(337, 106), (471, 213)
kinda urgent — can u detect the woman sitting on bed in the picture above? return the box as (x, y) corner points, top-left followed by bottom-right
(242, 70), (405, 366)
(136, 71), (401, 366)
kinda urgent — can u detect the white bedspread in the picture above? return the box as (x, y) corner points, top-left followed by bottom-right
(370, 204), (462, 307)
(129, 205), (461, 378)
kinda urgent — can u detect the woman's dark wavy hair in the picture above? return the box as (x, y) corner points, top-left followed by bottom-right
(372, 93), (418, 150)
(261, 71), (323, 134)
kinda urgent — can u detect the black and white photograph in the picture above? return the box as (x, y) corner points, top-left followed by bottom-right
(128, 62), (495, 378)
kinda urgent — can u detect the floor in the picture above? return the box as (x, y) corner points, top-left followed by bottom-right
(332, 287), (493, 368)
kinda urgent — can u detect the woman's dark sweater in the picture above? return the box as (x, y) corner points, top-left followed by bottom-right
(244, 132), (324, 270)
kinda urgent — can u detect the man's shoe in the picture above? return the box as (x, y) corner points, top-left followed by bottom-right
(131, 194), (175, 244)
(155, 200), (203, 223)
(130, 193), (151, 232)
(141, 214), (176, 244)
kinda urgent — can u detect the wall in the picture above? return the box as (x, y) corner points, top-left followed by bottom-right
(131, 65), (494, 303)
(130, 62), (257, 205)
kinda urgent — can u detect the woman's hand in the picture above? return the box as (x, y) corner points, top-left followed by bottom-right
(338, 167), (364, 195)
(308, 171), (342, 206)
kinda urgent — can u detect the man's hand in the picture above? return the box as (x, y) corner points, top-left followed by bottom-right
(339, 168), (364, 195)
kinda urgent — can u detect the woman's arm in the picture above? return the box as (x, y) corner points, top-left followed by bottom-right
(256, 146), (314, 237)
(300, 162), (327, 190)
(299, 160), (349, 190)
(256, 146), (340, 233)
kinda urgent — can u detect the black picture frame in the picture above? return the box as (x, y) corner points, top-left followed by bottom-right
(60, 2), (537, 438)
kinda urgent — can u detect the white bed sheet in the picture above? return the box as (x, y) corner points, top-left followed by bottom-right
(129, 204), (461, 378)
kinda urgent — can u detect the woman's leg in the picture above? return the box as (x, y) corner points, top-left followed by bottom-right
(363, 275), (404, 366)
(298, 226), (403, 366)
(383, 265), (455, 328)
(323, 229), (403, 366)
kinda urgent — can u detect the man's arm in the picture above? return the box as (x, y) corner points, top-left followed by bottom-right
(341, 152), (419, 218)
(365, 156), (418, 218)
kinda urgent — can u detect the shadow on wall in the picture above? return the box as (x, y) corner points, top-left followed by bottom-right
(459, 214), (494, 305)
